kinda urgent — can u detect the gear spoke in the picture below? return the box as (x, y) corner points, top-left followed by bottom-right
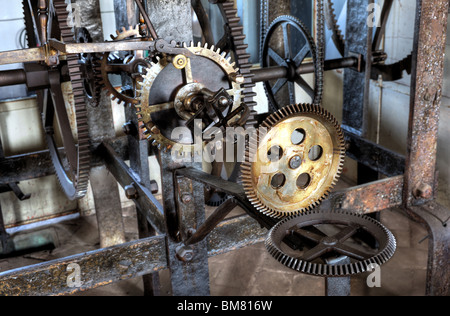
(272, 78), (288, 95)
(295, 77), (315, 99)
(282, 22), (292, 59)
(268, 48), (285, 66)
(300, 244), (328, 261)
(332, 225), (360, 242)
(293, 44), (310, 66)
(333, 243), (376, 261)
(292, 227), (325, 243)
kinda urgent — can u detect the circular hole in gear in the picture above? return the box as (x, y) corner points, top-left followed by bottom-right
(291, 128), (306, 145)
(308, 145), (323, 161)
(271, 173), (286, 189)
(297, 173), (311, 190)
(268, 145), (283, 162)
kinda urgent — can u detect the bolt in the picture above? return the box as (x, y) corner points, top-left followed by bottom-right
(182, 193), (192, 204)
(125, 184), (138, 200)
(413, 183), (433, 200)
(176, 245), (194, 262)
(218, 96), (230, 107)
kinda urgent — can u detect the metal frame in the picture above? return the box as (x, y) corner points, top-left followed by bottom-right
(0, 0), (448, 296)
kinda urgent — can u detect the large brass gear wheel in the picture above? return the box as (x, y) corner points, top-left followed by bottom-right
(136, 42), (243, 155)
(241, 104), (345, 218)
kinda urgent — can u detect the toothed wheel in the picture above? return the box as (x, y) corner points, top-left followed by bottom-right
(265, 210), (397, 277)
(136, 42), (244, 155)
(98, 25), (150, 106)
(241, 104), (345, 218)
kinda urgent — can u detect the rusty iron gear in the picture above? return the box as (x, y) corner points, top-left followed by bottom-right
(136, 42), (243, 156)
(241, 104), (345, 218)
(265, 210), (397, 277)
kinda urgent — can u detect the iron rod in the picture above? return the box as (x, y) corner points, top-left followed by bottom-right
(251, 57), (358, 83)
(0, 69), (27, 87)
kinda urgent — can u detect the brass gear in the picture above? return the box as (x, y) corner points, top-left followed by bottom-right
(241, 104), (345, 218)
(136, 42), (243, 155)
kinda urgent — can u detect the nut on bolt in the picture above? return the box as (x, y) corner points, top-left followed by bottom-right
(125, 183), (138, 200)
(413, 183), (433, 200)
(176, 245), (194, 262)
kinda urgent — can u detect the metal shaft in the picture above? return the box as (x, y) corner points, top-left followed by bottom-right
(0, 69), (27, 87)
(251, 57), (358, 83)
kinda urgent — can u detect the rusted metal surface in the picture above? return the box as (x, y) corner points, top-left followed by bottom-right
(405, 202), (449, 296)
(207, 215), (267, 257)
(0, 235), (167, 296)
(327, 176), (404, 214)
(404, 0), (450, 207)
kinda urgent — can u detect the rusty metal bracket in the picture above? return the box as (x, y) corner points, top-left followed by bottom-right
(405, 202), (449, 296)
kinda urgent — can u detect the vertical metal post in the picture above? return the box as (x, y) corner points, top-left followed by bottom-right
(342, 0), (374, 137)
(90, 166), (127, 248)
(145, 0), (208, 296)
(404, 0), (450, 297)
(404, 0), (449, 207)
(159, 151), (210, 296)
(125, 105), (161, 296)
(325, 257), (351, 296)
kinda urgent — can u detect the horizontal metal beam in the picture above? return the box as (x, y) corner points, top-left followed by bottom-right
(327, 175), (404, 214)
(0, 235), (168, 296)
(344, 130), (406, 177)
(0, 48), (45, 66)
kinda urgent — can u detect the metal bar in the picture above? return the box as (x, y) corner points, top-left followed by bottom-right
(344, 130), (405, 177)
(185, 198), (237, 246)
(0, 235), (167, 296)
(176, 167), (247, 201)
(90, 166), (126, 248)
(99, 142), (166, 235)
(0, 48), (45, 66)
(48, 39), (154, 54)
(250, 57), (358, 83)
(405, 202), (449, 296)
(125, 105), (161, 296)
(326, 176), (404, 214)
(342, 0), (373, 137)
(404, 0), (449, 207)
(134, 0), (158, 39)
(172, 175), (210, 296)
